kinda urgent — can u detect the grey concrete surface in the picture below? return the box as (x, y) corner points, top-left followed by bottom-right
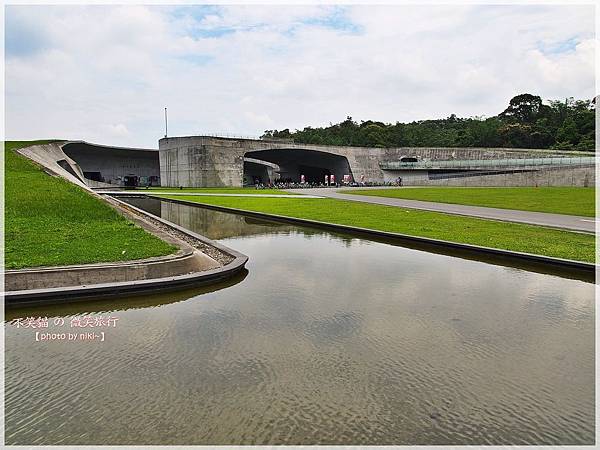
(61, 141), (160, 186)
(16, 141), (161, 189)
(159, 135), (591, 187)
(5, 257), (248, 307)
(382, 165), (595, 187)
(288, 187), (596, 233)
(99, 190), (324, 198)
(17, 142), (90, 189)
(19, 138), (593, 190)
(5, 248), (219, 291)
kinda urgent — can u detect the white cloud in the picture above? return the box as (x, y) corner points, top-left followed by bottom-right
(106, 123), (130, 137)
(5, 4), (596, 148)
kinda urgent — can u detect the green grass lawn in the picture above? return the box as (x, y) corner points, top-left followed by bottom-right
(143, 187), (292, 195)
(5, 141), (176, 269)
(155, 194), (595, 263)
(346, 187), (595, 217)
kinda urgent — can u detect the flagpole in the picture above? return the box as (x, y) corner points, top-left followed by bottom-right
(164, 107), (168, 138)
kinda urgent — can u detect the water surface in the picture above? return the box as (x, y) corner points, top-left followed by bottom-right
(5, 197), (595, 445)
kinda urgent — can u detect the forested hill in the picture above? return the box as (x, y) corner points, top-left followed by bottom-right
(262, 94), (595, 151)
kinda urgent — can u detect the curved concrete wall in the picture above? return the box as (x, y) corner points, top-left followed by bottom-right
(29, 137), (591, 189)
(159, 135), (591, 187)
(16, 142), (89, 189)
(62, 141), (160, 186)
(382, 166), (595, 187)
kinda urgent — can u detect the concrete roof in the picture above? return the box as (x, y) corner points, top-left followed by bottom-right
(62, 140), (158, 152)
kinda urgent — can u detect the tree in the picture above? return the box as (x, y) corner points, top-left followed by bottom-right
(555, 117), (579, 145)
(265, 94), (595, 150)
(499, 93), (545, 123)
(498, 123), (534, 147)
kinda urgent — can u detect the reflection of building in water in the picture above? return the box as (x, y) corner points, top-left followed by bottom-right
(126, 196), (162, 217)
(124, 196), (357, 244)
(160, 200), (297, 240)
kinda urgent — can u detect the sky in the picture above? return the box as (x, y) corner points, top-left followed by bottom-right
(5, 4), (596, 148)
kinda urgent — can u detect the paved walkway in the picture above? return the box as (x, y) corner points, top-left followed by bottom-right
(287, 187), (595, 233)
(99, 191), (324, 199)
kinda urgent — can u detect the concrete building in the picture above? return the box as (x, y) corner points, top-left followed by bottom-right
(61, 141), (160, 187)
(27, 137), (594, 188)
(158, 135), (596, 187)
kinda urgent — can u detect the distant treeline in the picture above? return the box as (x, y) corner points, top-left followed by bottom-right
(262, 94), (595, 151)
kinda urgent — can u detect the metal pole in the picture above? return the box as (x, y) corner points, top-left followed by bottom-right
(164, 107), (168, 138)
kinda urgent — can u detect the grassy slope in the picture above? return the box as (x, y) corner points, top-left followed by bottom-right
(156, 194), (595, 263)
(5, 141), (176, 269)
(347, 187), (595, 217)
(143, 187), (292, 195)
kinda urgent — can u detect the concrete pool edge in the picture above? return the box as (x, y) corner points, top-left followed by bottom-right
(144, 194), (595, 279)
(4, 197), (249, 307)
(108, 196), (250, 261)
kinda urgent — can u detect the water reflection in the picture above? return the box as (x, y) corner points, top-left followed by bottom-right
(129, 196), (298, 240)
(127, 196), (594, 282)
(4, 269), (249, 321)
(5, 198), (595, 446)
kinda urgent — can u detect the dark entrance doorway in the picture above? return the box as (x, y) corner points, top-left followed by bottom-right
(243, 149), (353, 184)
(298, 165), (331, 183)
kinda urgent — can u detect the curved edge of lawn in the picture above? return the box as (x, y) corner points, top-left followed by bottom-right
(153, 194), (595, 264)
(5, 141), (178, 269)
(141, 187), (293, 195)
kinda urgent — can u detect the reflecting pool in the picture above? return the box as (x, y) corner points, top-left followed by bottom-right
(5, 197), (594, 445)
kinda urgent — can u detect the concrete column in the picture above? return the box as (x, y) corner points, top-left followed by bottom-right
(159, 137), (245, 187)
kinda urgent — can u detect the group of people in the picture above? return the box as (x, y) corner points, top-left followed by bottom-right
(250, 178), (404, 189)
(253, 180), (336, 189)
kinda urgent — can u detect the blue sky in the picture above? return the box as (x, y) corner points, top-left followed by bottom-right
(5, 4), (596, 148)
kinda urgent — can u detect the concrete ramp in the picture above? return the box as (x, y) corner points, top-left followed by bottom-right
(17, 142), (89, 190)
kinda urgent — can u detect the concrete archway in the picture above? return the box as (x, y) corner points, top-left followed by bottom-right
(62, 141), (160, 186)
(244, 148), (354, 184)
(243, 157), (279, 185)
